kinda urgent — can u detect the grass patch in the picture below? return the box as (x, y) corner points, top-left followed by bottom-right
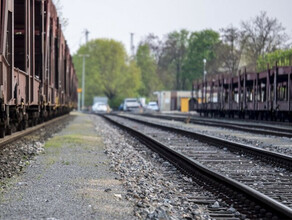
(36, 174), (43, 180)
(0, 176), (21, 201)
(66, 123), (92, 131)
(45, 137), (63, 149)
(62, 161), (70, 165)
(45, 134), (85, 149)
(46, 156), (57, 166)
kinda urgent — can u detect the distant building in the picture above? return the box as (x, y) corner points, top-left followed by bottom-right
(93, 96), (108, 105)
(138, 97), (146, 107)
(153, 91), (193, 112)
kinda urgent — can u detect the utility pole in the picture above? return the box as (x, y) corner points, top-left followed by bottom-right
(78, 92), (81, 111)
(203, 59), (207, 105)
(85, 29), (89, 44)
(130, 33), (134, 57)
(79, 54), (90, 110)
(78, 29), (90, 111)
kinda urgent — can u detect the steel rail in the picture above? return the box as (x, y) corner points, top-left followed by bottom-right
(141, 113), (292, 138)
(104, 114), (292, 219)
(0, 114), (70, 149)
(116, 114), (292, 170)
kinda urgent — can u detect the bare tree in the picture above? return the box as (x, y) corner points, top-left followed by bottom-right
(141, 34), (163, 63)
(240, 11), (288, 70)
(140, 31), (189, 90)
(219, 25), (242, 74)
(52, 0), (69, 30)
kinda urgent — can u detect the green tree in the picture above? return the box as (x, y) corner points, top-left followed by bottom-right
(73, 39), (141, 108)
(182, 29), (221, 89)
(159, 29), (189, 90)
(139, 34), (173, 90)
(257, 48), (292, 72)
(136, 44), (161, 97)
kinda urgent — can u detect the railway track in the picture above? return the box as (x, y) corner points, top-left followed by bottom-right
(0, 114), (70, 150)
(111, 126), (240, 219)
(141, 113), (292, 138)
(124, 113), (292, 157)
(104, 114), (292, 219)
(118, 114), (292, 169)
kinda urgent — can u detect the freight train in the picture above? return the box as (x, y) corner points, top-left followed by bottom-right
(0, 0), (78, 137)
(192, 64), (292, 121)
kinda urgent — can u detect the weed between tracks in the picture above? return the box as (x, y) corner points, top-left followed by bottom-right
(45, 135), (85, 148)
(44, 118), (102, 168)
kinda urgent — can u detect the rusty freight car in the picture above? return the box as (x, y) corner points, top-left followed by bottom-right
(193, 64), (292, 121)
(0, 0), (78, 137)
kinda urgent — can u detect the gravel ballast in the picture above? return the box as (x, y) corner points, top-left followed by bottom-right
(0, 112), (135, 219)
(124, 114), (292, 156)
(0, 116), (73, 180)
(93, 115), (212, 220)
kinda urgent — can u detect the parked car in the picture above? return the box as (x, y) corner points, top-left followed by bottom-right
(146, 102), (159, 111)
(123, 98), (141, 112)
(118, 103), (124, 111)
(92, 102), (108, 113)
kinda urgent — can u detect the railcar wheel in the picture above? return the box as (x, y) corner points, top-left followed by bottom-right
(0, 128), (5, 138)
(28, 119), (33, 127)
(17, 123), (23, 131)
(280, 112), (285, 122)
(6, 127), (12, 135)
(22, 120), (27, 130)
(238, 112), (242, 119)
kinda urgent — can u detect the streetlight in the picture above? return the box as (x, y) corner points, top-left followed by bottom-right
(203, 59), (207, 104)
(203, 59), (207, 80)
(79, 54), (90, 111)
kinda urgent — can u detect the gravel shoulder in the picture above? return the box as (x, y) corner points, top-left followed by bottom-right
(0, 112), (135, 220)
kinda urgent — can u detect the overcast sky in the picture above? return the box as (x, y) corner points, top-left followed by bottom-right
(60, 0), (292, 55)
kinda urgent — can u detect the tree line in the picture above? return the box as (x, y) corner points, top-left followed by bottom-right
(73, 12), (291, 108)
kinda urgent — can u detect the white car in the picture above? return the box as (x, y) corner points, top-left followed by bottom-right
(123, 98), (141, 112)
(92, 102), (108, 113)
(146, 102), (159, 111)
